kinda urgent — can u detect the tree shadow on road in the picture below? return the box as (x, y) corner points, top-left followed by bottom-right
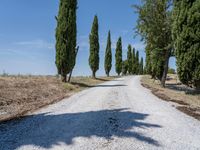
(94, 84), (127, 87)
(0, 108), (162, 149)
(71, 82), (127, 88)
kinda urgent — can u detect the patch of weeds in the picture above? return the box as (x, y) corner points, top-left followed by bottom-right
(63, 83), (76, 91)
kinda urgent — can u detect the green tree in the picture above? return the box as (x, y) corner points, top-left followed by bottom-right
(168, 68), (175, 74)
(55, 0), (77, 82)
(104, 31), (112, 77)
(172, 0), (200, 89)
(132, 47), (136, 74)
(122, 60), (128, 75)
(89, 15), (100, 78)
(115, 37), (123, 76)
(145, 43), (152, 75)
(134, 0), (173, 87)
(139, 57), (144, 75)
(135, 51), (140, 74)
(127, 45), (133, 74)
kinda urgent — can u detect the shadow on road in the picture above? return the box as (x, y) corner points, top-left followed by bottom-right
(0, 108), (161, 149)
(94, 84), (127, 87)
(71, 82), (127, 88)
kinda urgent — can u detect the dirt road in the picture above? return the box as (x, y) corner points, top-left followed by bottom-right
(1, 76), (200, 150)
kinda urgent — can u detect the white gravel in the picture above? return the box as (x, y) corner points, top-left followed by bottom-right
(0, 76), (200, 150)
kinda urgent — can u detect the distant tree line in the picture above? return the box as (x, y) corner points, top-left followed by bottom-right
(113, 37), (143, 77)
(88, 16), (144, 78)
(55, 0), (148, 82)
(134, 0), (200, 89)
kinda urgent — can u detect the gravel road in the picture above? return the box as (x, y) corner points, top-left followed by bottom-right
(0, 76), (200, 150)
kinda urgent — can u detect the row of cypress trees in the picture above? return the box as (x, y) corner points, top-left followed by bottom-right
(89, 16), (144, 78)
(126, 45), (144, 75)
(55, 0), (144, 82)
(134, 0), (200, 89)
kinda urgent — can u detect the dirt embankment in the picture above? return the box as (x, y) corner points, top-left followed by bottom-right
(0, 76), (114, 122)
(141, 75), (200, 121)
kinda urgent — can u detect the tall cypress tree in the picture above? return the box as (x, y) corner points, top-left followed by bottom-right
(122, 60), (128, 76)
(115, 37), (122, 76)
(55, 0), (77, 82)
(89, 15), (100, 78)
(172, 0), (200, 89)
(134, 0), (172, 87)
(104, 31), (112, 77)
(127, 45), (133, 74)
(132, 47), (136, 74)
(145, 43), (152, 75)
(135, 51), (140, 74)
(139, 57), (144, 75)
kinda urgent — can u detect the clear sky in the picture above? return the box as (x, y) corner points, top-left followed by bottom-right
(0, 0), (176, 76)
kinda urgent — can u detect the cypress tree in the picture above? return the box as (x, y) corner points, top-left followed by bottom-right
(122, 60), (128, 76)
(172, 0), (200, 89)
(151, 48), (165, 79)
(139, 57), (144, 75)
(145, 43), (152, 75)
(135, 51), (140, 74)
(115, 37), (122, 76)
(89, 15), (100, 78)
(104, 31), (112, 77)
(55, 0), (77, 82)
(132, 47), (136, 74)
(127, 45), (133, 74)
(143, 65), (147, 75)
(134, 0), (173, 87)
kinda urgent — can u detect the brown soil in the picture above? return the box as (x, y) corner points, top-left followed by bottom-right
(0, 76), (114, 122)
(177, 106), (200, 121)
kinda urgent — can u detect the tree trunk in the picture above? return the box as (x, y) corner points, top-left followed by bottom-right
(92, 71), (96, 79)
(151, 74), (155, 79)
(161, 49), (171, 88)
(68, 71), (72, 83)
(61, 74), (66, 82)
(67, 46), (79, 83)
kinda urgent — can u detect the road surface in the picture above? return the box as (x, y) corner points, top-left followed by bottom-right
(0, 76), (200, 150)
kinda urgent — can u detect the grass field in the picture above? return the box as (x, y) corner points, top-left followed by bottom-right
(141, 75), (200, 120)
(0, 75), (115, 122)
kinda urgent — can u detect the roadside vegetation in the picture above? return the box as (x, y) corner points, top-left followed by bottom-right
(134, 0), (200, 89)
(0, 75), (114, 122)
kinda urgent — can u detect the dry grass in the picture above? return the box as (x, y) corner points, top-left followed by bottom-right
(0, 75), (114, 122)
(141, 75), (200, 120)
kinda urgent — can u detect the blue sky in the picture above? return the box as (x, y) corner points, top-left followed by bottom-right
(0, 0), (176, 76)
